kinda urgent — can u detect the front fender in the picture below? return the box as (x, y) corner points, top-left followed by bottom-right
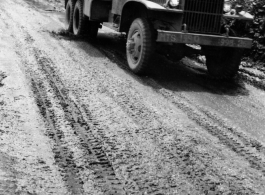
(114, 0), (182, 15)
(124, 0), (165, 10)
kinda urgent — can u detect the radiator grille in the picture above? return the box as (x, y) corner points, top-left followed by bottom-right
(183, 0), (224, 34)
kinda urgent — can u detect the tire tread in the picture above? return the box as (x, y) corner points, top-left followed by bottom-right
(73, 0), (86, 35)
(65, 0), (75, 32)
(127, 18), (155, 74)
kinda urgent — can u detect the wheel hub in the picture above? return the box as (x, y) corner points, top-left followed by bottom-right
(127, 31), (142, 62)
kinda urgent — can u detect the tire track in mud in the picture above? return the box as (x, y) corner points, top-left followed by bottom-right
(9, 27), (87, 194)
(142, 78), (265, 172)
(30, 78), (84, 195)
(98, 81), (260, 194)
(188, 98), (265, 155)
(149, 77), (265, 157)
(77, 103), (175, 195)
(159, 88), (265, 171)
(31, 48), (126, 195)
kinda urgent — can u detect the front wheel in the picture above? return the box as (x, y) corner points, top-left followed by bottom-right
(126, 18), (155, 74)
(204, 47), (244, 79)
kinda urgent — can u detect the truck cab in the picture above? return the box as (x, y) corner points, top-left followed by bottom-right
(65, 0), (253, 79)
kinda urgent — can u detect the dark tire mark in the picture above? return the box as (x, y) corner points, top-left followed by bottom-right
(31, 48), (126, 195)
(30, 78), (84, 195)
(149, 82), (265, 175)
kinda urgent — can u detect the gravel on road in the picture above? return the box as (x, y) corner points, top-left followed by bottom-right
(0, 0), (265, 194)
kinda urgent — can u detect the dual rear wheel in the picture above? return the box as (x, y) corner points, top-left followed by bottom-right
(65, 0), (99, 38)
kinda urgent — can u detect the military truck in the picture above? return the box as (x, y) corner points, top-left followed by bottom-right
(65, 0), (253, 79)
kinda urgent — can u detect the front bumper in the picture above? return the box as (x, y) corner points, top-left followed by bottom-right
(156, 30), (253, 49)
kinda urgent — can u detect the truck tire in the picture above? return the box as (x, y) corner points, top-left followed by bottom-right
(126, 18), (155, 74)
(73, 0), (86, 35)
(65, 0), (74, 32)
(204, 47), (244, 79)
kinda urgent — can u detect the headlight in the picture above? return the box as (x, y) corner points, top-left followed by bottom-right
(169, 0), (180, 8)
(223, 0), (232, 13)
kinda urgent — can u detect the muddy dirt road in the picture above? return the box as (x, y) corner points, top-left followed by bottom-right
(1, 0), (265, 194)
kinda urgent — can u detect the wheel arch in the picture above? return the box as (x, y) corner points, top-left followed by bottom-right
(121, 0), (166, 12)
(120, 1), (150, 33)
